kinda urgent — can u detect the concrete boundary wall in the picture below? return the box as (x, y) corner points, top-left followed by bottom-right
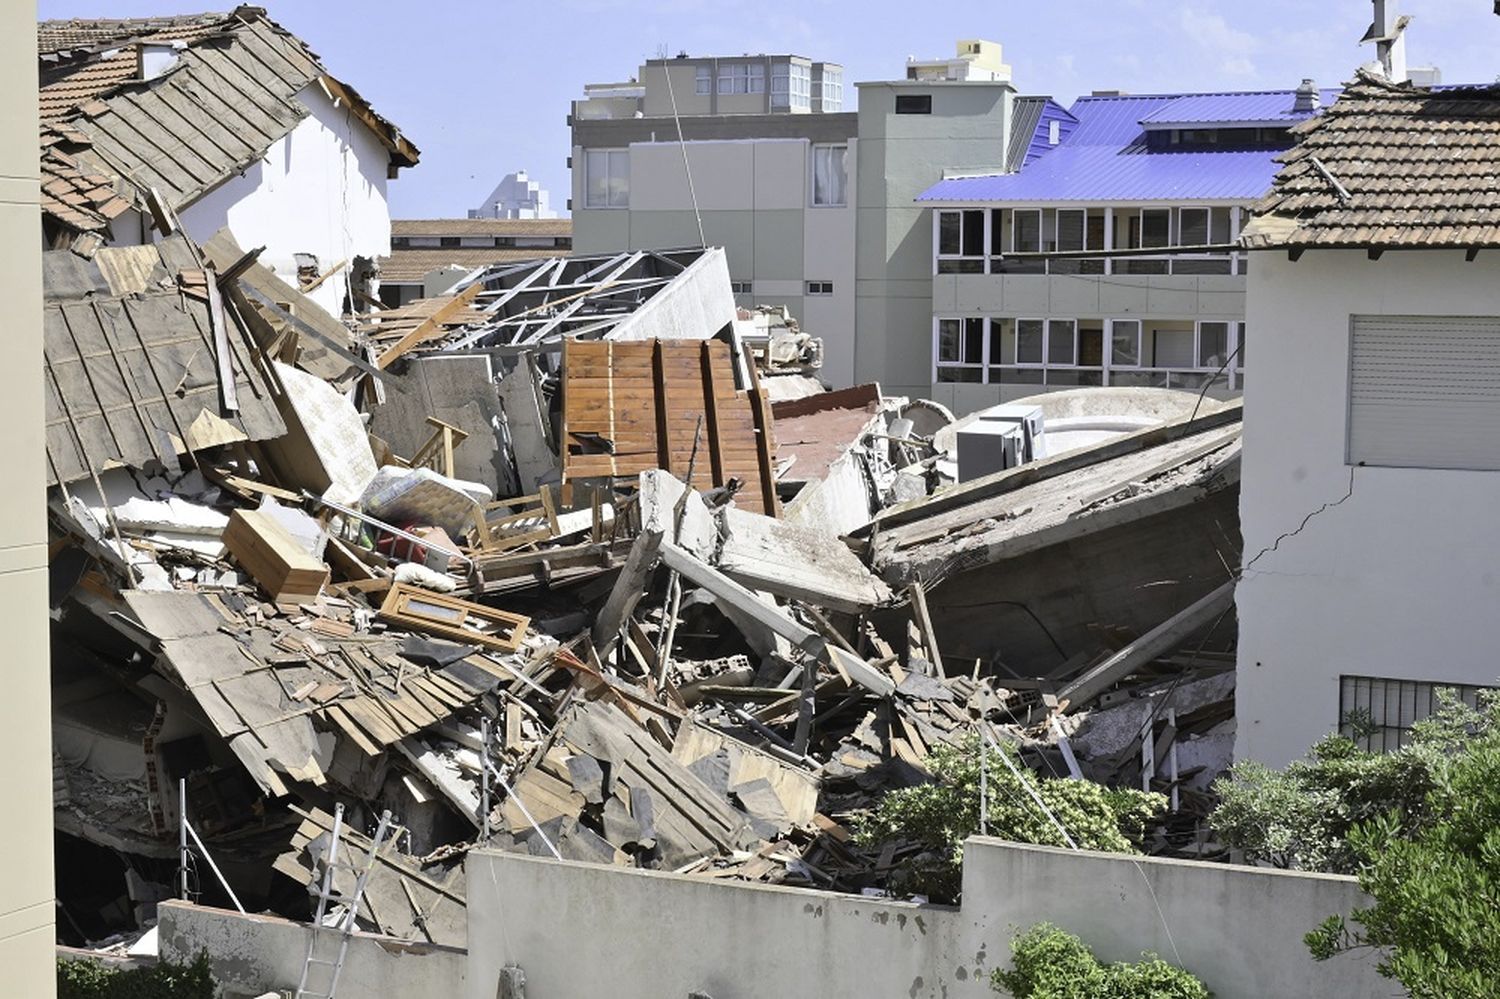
(157, 900), (465, 999)
(466, 837), (1386, 999)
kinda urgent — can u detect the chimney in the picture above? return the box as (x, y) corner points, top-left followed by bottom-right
(1364, 0), (1410, 83)
(1293, 79), (1319, 112)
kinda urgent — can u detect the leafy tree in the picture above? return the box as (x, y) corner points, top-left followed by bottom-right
(1210, 691), (1492, 873)
(991, 923), (1211, 999)
(859, 736), (1164, 901)
(1305, 693), (1500, 998)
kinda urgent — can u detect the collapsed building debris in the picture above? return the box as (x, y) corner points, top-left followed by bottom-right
(44, 209), (1245, 958)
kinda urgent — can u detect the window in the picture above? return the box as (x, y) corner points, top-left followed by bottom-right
(772, 65), (789, 107)
(1141, 208), (1171, 248)
(1340, 675), (1495, 753)
(1016, 319), (1044, 364)
(936, 317), (985, 382)
(440, 236), (460, 247)
(1111, 320), (1141, 367)
(391, 237), (410, 248)
(790, 63), (810, 110)
(1197, 321), (1230, 368)
(821, 69), (843, 111)
(1180, 207), (1210, 246)
(1055, 210), (1086, 253)
(695, 66), (711, 95)
(936, 209), (984, 272)
(1348, 315), (1500, 470)
(811, 144), (848, 207)
(806, 280), (834, 295)
(896, 94), (932, 114)
(1048, 120), (1061, 145)
(718, 63), (751, 94)
(730, 281), (752, 294)
(1047, 319), (1077, 365)
(584, 148), (629, 208)
(1012, 210), (1041, 253)
(749, 64), (765, 94)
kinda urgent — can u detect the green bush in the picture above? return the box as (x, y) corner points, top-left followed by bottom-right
(57, 952), (215, 999)
(858, 736), (1164, 901)
(1210, 691), (1492, 873)
(991, 923), (1212, 998)
(1305, 693), (1500, 998)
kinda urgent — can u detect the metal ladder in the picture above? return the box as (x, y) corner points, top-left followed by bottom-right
(295, 804), (393, 999)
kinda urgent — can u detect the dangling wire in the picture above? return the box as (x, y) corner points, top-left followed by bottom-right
(662, 62), (706, 248)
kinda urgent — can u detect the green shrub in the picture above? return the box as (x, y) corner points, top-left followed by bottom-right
(858, 736), (1164, 901)
(1305, 694), (1500, 998)
(57, 952), (215, 999)
(1210, 690), (1492, 873)
(991, 923), (1211, 998)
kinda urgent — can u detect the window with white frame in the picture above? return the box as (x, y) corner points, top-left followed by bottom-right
(771, 64), (789, 107)
(936, 209), (985, 272)
(1056, 209), (1087, 253)
(695, 66), (711, 95)
(748, 63), (765, 93)
(1179, 207), (1210, 246)
(806, 280), (834, 295)
(1111, 320), (1142, 367)
(584, 148), (629, 209)
(821, 69), (843, 110)
(1016, 319), (1044, 365)
(718, 63), (754, 94)
(1196, 321), (1230, 368)
(1012, 209), (1042, 253)
(730, 280), (752, 294)
(789, 63), (810, 110)
(1141, 208), (1171, 248)
(811, 144), (848, 207)
(1047, 319), (1077, 366)
(935, 317), (985, 382)
(1348, 314), (1500, 470)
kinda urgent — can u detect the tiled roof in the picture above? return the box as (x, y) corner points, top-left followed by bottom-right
(35, 7), (417, 235)
(378, 247), (570, 284)
(917, 89), (1332, 205)
(1245, 72), (1500, 249)
(37, 11), (233, 54)
(39, 126), (132, 235)
(392, 218), (573, 237)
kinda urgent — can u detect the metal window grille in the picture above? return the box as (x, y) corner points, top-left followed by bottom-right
(1338, 675), (1493, 752)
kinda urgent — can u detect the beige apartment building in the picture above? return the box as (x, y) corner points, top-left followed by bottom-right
(0, 4), (56, 997)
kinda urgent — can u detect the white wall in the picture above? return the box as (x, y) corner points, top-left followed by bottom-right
(178, 82), (392, 317)
(466, 838), (1383, 999)
(1237, 249), (1500, 766)
(157, 901), (465, 999)
(0, 6), (56, 995)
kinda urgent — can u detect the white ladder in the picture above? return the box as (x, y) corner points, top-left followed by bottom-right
(295, 804), (393, 999)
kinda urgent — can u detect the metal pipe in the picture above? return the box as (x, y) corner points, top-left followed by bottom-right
(178, 777), (189, 900)
(184, 818), (247, 913)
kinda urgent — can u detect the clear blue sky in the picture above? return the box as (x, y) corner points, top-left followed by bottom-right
(36, 0), (1500, 218)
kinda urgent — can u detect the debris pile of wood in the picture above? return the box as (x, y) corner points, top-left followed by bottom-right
(46, 223), (1242, 952)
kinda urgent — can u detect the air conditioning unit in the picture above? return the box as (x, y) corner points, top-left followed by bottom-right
(956, 404), (1047, 482)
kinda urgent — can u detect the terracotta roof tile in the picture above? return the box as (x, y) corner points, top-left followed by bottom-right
(1246, 71), (1500, 249)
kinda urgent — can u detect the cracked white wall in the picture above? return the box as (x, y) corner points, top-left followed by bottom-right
(1236, 248), (1500, 767)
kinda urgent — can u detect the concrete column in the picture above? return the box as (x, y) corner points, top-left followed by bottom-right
(0, 6), (56, 997)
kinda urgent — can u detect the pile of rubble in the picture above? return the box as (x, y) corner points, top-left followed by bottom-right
(47, 220), (1241, 950)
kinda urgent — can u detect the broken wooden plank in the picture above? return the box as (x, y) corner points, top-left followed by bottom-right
(378, 583), (529, 654)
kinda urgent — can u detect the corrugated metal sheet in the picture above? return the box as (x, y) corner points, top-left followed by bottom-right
(917, 90), (1303, 204)
(1140, 89), (1341, 127)
(918, 146), (1281, 203)
(1005, 97), (1045, 173)
(1023, 100), (1079, 169)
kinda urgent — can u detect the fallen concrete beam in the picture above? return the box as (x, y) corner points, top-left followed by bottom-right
(658, 541), (895, 697)
(1056, 580), (1236, 712)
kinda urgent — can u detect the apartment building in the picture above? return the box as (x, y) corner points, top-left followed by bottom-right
(570, 44), (1012, 394)
(917, 85), (1336, 412)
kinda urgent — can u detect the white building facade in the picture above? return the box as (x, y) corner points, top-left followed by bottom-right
(1236, 72), (1500, 766)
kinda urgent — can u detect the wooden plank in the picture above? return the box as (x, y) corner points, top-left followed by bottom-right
(651, 340), (673, 474)
(378, 583), (530, 653)
(376, 281), (483, 369)
(222, 508), (329, 602)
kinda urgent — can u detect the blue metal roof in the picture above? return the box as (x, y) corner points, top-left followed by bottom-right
(916, 89), (1335, 205)
(1140, 89), (1342, 127)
